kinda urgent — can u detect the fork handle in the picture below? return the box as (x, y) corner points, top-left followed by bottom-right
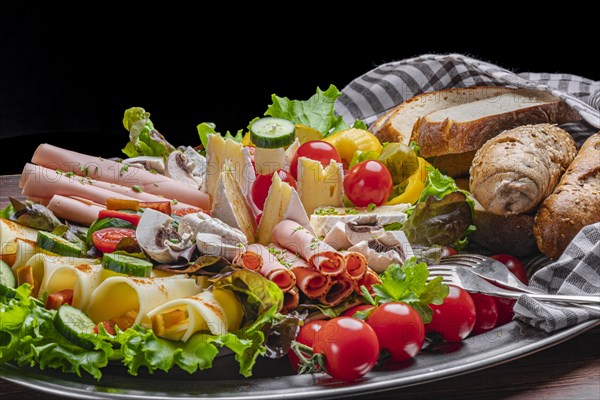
(502, 292), (600, 305)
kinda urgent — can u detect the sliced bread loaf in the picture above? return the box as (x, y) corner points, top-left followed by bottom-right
(370, 86), (514, 145)
(412, 90), (580, 158)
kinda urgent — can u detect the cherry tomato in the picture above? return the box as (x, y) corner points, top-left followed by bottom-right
(289, 141), (341, 179)
(367, 302), (425, 362)
(93, 321), (116, 335)
(469, 293), (498, 335)
(343, 160), (393, 207)
(440, 246), (458, 257)
(342, 304), (374, 318)
(288, 320), (326, 371)
(426, 285), (476, 342)
(92, 228), (136, 253)
(313, 317), (379, 381)
(491, 254), (528, 285)
(494, 297), (516, 326)
(45, 289), (74, 310)
(251, 169), (297, 210)
(98, 210), (141, 227)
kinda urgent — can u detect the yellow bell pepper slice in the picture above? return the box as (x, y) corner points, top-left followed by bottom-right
(323, 128), (382, 164)
(295, 124), (323, 143)
(241, 131), (254, 147)
(385, 157), (431, 205)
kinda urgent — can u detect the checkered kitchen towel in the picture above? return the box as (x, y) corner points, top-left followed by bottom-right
(336, 54), (600, 331)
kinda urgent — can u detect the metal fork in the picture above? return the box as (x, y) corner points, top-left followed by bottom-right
(428, 265), (600, 307)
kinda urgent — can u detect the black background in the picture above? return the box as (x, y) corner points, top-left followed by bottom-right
(1, 6), (598, 175)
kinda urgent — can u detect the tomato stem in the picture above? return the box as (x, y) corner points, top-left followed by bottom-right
(290, 340), (322, 375)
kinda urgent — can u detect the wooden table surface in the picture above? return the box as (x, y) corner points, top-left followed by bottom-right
(1, 174), (599, 400)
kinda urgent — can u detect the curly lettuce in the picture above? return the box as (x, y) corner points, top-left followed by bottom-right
(122, 107), (176, 158)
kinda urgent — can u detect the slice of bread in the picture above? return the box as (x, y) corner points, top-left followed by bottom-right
(413, 89), (580, 158)
(370, 86), (514, 145)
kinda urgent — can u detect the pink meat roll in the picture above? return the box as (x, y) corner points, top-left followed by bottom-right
(47, 195), (105, 226)
(317, 272), (356, 307)
(233, 244), (296, 292)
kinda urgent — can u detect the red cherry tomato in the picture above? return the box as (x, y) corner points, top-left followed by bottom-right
(92, 228), (136, 253)
(440, 246), (458, 257)
(491, 254), (528, 285)
(313, 317), (379, 382)
(289, 141), (341, 179)
(426, 285), (476, 342)
(98, 210), (141, 227)
(342, 304), (374, 318)
(367, 302), (425, 362)
(469, 293), (499, 335)
(494, 297), (516, 326)
(251, 169), (297, 210)
(343, 160), (393, 207)
(288, 320), (326, 371)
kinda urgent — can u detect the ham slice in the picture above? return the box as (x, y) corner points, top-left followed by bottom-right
(270, 244), (331, 299)
(21, 164), (196, 212)
(272, 220), (345, 276)
(233, 244), (296, 292)
(356, 268), (381, 295)
(30, 144), (209, 210)
(343, 252), (368, 281)
(281, 287), (299, 314)
(47, 195), (105, 226)
(317, 273), (355, 306)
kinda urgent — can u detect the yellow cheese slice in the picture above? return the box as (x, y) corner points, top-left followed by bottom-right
(297, 157), (344, 215)
(1, 218), (38, 256)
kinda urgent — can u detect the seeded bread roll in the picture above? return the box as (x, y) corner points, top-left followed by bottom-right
(469, 124), (577, 216)
(534, 133), (600, 259)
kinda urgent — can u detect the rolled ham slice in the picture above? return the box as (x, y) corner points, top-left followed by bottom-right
(343, 252), (368, 281)
(273, 220), (345, 276)
(21, 164), (196, 212)
(356, 268), (381, 295)
(281, 286), (299, 314)
(233, 244), (296, 292)
(47, 195), (105, 226)
(270, 244), (331, 299)
(317, 273), (355, 307)
(30, 144), (209, 210)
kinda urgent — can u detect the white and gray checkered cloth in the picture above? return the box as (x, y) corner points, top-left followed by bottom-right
(336, 54), (600, 332)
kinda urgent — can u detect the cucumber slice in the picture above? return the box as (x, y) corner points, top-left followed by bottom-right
(54, 304), (96, 349)
(0, 260), (17, 298)
(86, 218), (135, 247)
(102, 253), (153, 277)
(37, 231), (83, 258)
(250, 117), (295, 148)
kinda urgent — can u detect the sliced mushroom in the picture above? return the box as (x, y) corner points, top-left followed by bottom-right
(183, 146), (206, 185)
(9, 197), (60, 231)
(165, 151), (203, 189)
(348, 241), (402, 273)
(348, 230), (414, 273)
(137, 208), (194, 263)
(121, 156), (166, 174)
(323, 215), (385, 250)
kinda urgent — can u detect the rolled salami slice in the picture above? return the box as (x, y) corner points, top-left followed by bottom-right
(272, 220), (345, 276)
(47, 195), (104, 226)
(269, 244), (331, 299)
(233, 244), (296, 292)
(30, 144), (209, 210)
(343, 252), (368, 281)
(281, 286), (300, 314)
(317, 273), (355, 307)
(355, 268), (381, 295)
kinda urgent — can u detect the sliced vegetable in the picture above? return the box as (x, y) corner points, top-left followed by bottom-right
(98, 210), (141, 226)
(294, 124), (323, 143)
(172, 207), (201, 217)
(122, 107), (176, 158)
(323, 128), (382, 165)
(92, 228), (137, 254)
(54, 304), (96, 349)
(45, 289), (74, 310)
(378, 142), (419, 185)
(0, 260), (17, 298)
(139, 201), (172, 215)
(250, 117), (296, 149)
(86, 218), (136, 247)
(37, 230), (83, 257)
(106, 198), (140, 211)
(385, 157), (429, 205)
(102, 253), (153, 277)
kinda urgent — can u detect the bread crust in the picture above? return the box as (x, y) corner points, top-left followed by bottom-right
(534, 133), (600, 259)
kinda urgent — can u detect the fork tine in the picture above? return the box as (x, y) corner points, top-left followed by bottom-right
(444, 254), (487, 262)
(439, 259), (477, 268)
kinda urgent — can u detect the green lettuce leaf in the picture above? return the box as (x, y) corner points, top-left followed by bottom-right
(0, 204), (16, 219)
(122, 107), (175, 158)
(419, 166), (474, 210)
(265, 85), (347, 136)
(370, 257), (448, 323)
(197, 122), (243, 153)
(349, 149), (380, 169)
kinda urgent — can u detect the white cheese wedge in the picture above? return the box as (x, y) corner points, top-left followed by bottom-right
(283, 138), (300, 171)
(310, 204), (411, 238)
(256, 173), (313, 244)
(211, 160), (256, 242)
(205, 134), (256, 211)
(297, 157), (344, 215)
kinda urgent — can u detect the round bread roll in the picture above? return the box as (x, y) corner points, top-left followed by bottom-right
(534, 133), (600, 259)
(469, 124), (576, 216)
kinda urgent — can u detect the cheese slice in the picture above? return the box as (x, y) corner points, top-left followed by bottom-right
(205, 134), (256, 209)
(1, 218), (38, 256)
(211, 160), (256, 242)
(297, 157), (344, 215)
(256, 173), (313, 245)
(310, 204), (411, 238)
